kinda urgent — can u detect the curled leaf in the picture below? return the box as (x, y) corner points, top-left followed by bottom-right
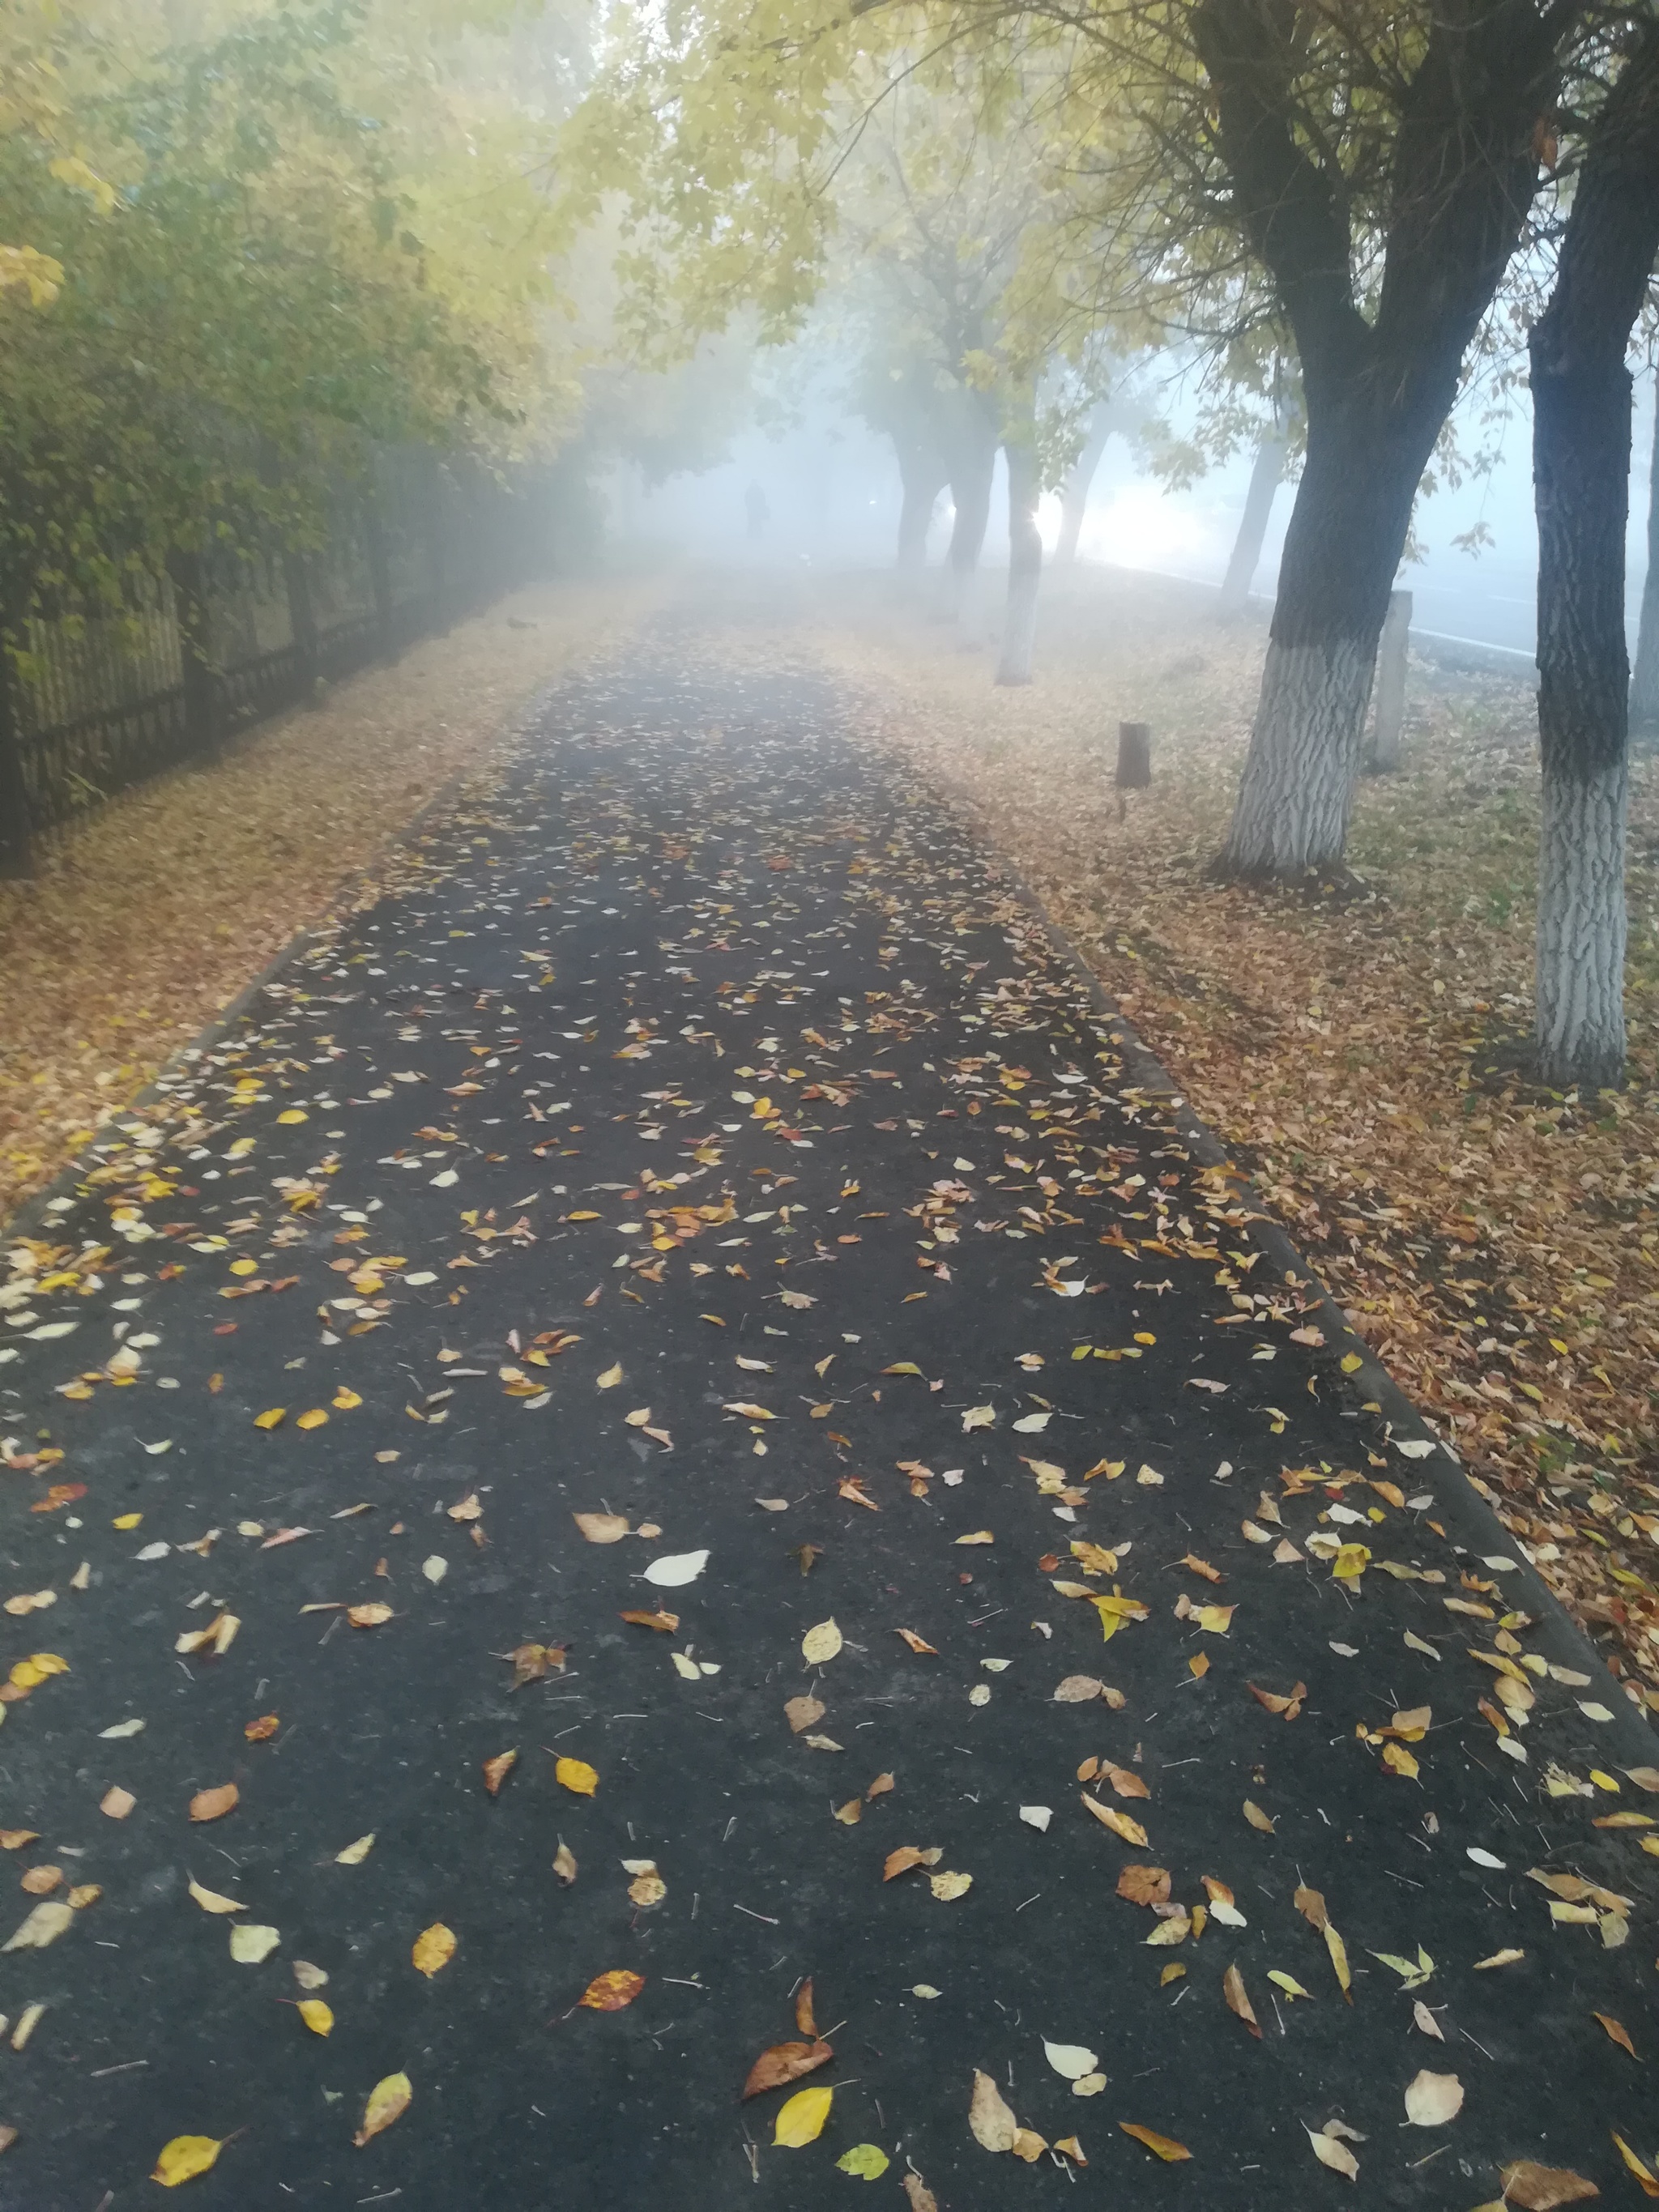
(482, 1749), (518, 1797)
(969, 2069), (1018, 2152)
(1120, 2122), (1191, 2163)
(741, 2039), (834, 2099)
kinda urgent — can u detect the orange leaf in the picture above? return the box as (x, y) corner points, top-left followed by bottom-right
(482, 1750), (518, 1797)
(580, 1970), (645, 2012)
(1224, 1963), (1262, 2038)
(896, 1629), (937, 1655)
(1120, 2123), (1192, 2163)
(188, 1783), (239, 1823)
(244, 1714), (279, 1742)
(795, 1979), (817, 2039)
(1116, 1865), (1171, 1907)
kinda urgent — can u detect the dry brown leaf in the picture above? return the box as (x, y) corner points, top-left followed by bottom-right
(188, 1783), (239, 1823)
(1499, 2162), (1601, 2210)
(741, 2039), (833, 2100)
(1081, 1795), (1149, 1848)
(1595, 2012), (1639, 2060)
(968, 2069), (1018, 2153)
(1120, 2122), (1192, 2163)
(1223, 1963), (1261, 2038)
(785, 1695), (825, 1734)
(574, 1512), (630, 1544)
(481, 1749), (518, 1797)
(1117, 1865), (1171, 1907)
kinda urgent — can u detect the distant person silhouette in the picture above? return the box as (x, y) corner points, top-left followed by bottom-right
(744, 481), (770, 540)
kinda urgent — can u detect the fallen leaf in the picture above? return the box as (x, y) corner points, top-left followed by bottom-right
(297, 1999), (334, 2036)
(930, 1870), (972, 1899)
(1120, 2122), (1191, 2162)
(347, 1604), (393, 1628)
(1498, 2162), (1601, 2209)
(642, 1549), (708, 1588)
(741, 2039), (834, 2099)
(100, 1786), (135, 1820)
(354, 2071), (412, 2146)
(553, 1841), (578, 1885)
(1243, 1800), (1276, 1832)
(970, 2069), (1019, 2152)
(412, 1924), (457, 1977)
(1043, 2039), (1100, 2080)
(1403, 2069), (1463, 2125)
(897, 1629), (938, 1655)
(802, 1618), (842, 1664)
(774, 2084), (833, 2147)
(336, 1834), (375, 1865)
(189, 1783), (239, 1823)
(2, 1900), (74, 1951)
(228, 1924), (280, 1964)
(1081, 1796), (1149, 1848)
(1307, 2126), (1359, 2182)
(574, 1512), (630, 1544)
(1223, 1963), (1261, 2038)
(1117, 1865), (1171, 1906)
(596, 1362), (624, 1388)
(555, 1758), (598, 1796)
(579, 1969), (645, 2011)
(837, 2144), (890, 2178)
(482, 1750), (518, 1797)
(244, 1714), (279, 1743)
(152, 2136), (232, 2187)
(1595, 2012), (1638, 2060)
(785, 1696), (825, 1733)
(188, 1877), (244, 1916)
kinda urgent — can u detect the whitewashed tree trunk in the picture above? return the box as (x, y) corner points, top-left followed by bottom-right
(996, 417), (1042, 686)
(1536, 756), (1627, 1089)
(1218, 635), (1376, 873)
(1628, 386), (1659, 731)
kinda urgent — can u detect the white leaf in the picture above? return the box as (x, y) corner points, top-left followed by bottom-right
(643, 1549), (709, 1588)
(670, 1652), (699, 1680)
(1404, 1630), (1440, 1660)
(1413, 2001), (1444, 2041)
(421, 1556), (448, 1585)
(1579, 1701), (1615, 1723)
(1403, 2069), (1463, 2126)
(961, 1404), (996, 1433)
(429, 1169), (458, 1188)
(1043, 2039), (1099, 2081)
(1019, 1805), (1052, 1832)
(134, 1542), (170, 1562)
(1466, 1848), (1505, 1869)
(1012, 1412), (1051, 1433)
(228, 1923), (281, 1964)
(26, 1321), (78, 1340)
(1394, 1438), (1436, 1459)
(1329, 1642), (1358, 1658)
(99, 1718), (145, 1739)
(2, 1901), (75, 1950)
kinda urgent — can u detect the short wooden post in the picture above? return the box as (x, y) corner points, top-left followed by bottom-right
(1368, 589), (1412, 772)
(1115, 720), (1152, 787)
(0, 630), (32, 879)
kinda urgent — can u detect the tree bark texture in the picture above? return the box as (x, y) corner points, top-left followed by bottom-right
(1628, 386), (1659, 731)
(1529, 16), (1659, 1089)
(1056, 403), (1114, 567)
(996, 411), (1043, 685)
(1218, 430), (1287, 614)
(1196, 0), (1564, 877)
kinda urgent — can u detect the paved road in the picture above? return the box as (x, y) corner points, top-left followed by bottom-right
(2, 624), (1656, 2210)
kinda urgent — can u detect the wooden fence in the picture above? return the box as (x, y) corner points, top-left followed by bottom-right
(0, 451), (568, 874)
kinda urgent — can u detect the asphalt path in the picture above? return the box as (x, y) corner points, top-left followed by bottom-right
(2, 621), (1657, 2210)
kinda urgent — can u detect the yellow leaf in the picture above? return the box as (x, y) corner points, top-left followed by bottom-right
(188, 1877), (243, 1916)
(801, 1617), (842, 1664)
(1120, 2122), (1192, 2163)
(771, 2083), (833, 2147)
(556, 1757), (598, 1796)
(152, 2134), (230, 2187)
(596, 1363), (624, 1389)
(1382, 1741), (1420, 1779)
(1081, 1795), (1149, 1848)
(354, 2071), (412, 2147)
(335, 1833), (375, 1865)
(113, 1512), (143, 1529)
(277, 1110), (309, 1124)
(333, 1388), (363, 1411)
(1340, 1352), (1363, 1374)
(412, 1923), (456, 1977)
(296, 1409), (328, 1431)
(254, 1408), (286, 1430)
(298, 1998), (334, 2036)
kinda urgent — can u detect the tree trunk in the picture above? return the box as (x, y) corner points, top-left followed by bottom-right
(1218, 431), (1287, 616)
(1056, 403), (1113, 567)
(1628, 384), (1659, 731)
(895, 442), (947, 572)
(1367, 589), (1413, 772)
(0, 628), (32, 879)
(996, 413), (1043, 686)
(1527, 15), (1659, 1092)
(947, 446), (995, 646)
(1216, 418), (1422, 876)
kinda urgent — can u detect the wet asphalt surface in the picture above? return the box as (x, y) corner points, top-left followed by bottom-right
(2, 619), (1657, 2210)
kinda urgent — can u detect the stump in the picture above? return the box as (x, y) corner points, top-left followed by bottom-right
(1115, 720), (1152, 788)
